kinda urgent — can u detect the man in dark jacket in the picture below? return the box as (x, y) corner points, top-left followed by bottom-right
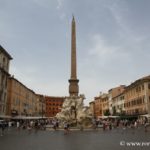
(0, 121), (5, 136)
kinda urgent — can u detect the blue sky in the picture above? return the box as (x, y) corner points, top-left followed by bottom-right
(0, 0), (150, 105)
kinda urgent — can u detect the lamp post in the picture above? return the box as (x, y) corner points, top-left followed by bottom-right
(41, 95), (45, 119)
(41, 96), (43, 119)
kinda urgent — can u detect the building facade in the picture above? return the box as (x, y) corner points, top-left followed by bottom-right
(0, 45), (12, 115)
(36, 94), (46, 117)
(94, 93), (109, 118)
(7, 76), (39, 117)
(124, 76), (150, 116)
(89, 76), (150, 118)
(89, 101), (95, 117)
(112, 92), (125, 115)
(101, 94), (109, 116)
(108, 85), (126, 115)
(94, 96), (102, 117)
(45, 96), (65, 117)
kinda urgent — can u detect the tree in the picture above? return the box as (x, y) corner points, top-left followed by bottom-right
(104, 109), (110, 116)
(112, 106), (116, 116)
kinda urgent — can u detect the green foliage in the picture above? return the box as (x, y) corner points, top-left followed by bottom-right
(104, 109), (110, 116)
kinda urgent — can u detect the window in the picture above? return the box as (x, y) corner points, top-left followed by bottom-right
(3, 106), (5, 113)
(1, 74), (5, 85)
(139, 86), (141, 92)
(148, 83), (150, 89)
(3, 57), (5, 63)
(135, 100), (137, 105)
(137, 99), (140, 105)
(131, 101), (134, 106)
(5, 78), (7, 87)
(129, 102), (131, 107)
(142, 97), (145, 103)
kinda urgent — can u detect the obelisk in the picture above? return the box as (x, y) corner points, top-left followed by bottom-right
(68, 16), (79, 96)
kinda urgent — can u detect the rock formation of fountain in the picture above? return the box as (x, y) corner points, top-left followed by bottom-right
(56, 95), (93, 128)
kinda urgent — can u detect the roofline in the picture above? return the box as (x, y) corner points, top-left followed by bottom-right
(0, 45), (13, 60)
(9, 76), (36, 94)
(112, 91), (125, 99)
(45, 96), (65, 99)
(126, 75), (150, 90)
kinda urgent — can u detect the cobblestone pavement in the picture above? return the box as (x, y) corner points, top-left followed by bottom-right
(0, 127), (150, 150)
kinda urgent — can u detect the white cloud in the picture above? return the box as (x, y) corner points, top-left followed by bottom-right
(33, 0), (53, 8)
(106, 1), (147, 48)
(88, 34), (118, 58)
(60, 12), (66, 20)
(56, 0), (63, 10)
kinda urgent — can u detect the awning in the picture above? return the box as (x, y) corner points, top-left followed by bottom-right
(140, 114), (150, 118)
(12, 116), (47, 120)
(0, 115), (11, 119)
(98, 116), (120, 119)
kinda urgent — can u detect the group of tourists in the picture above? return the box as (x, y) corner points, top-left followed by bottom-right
(0, 118), (71, 136)
(51, 119), (70, 134)
(20, 119), (47, 131)
(92, 117), (150, 132)
(0, 117), (149, 136)
(0, 119), (48, 136)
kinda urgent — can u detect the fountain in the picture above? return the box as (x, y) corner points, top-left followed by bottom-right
(56, 95), (93, 128)
(56, 16), (93, 128)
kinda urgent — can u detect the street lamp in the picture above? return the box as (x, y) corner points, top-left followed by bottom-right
(41, 95), (45, 119)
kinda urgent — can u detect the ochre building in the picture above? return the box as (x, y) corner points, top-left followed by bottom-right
(94, 93), (109, 118)
(36, 94), (46, 117)
(124, 75), (150, 116)
(0, 45), (12, 115)
(7, 76), (40, 117)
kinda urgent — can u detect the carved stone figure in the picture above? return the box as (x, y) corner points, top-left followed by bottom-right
(56, 95), (93, 127)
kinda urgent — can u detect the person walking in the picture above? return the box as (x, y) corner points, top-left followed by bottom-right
(8, 121), (12, 131)
(17, 121), (20, 131)
(134, 121), (137, 128)
(52, 120), (57, 131)
(109, 121), (112, 130)
(103, 122), (106, 131)
(64, 122), (70, 135)
(1, 121), (5, 136)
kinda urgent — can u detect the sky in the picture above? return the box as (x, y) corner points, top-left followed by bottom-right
(0, 0), (150, 105)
